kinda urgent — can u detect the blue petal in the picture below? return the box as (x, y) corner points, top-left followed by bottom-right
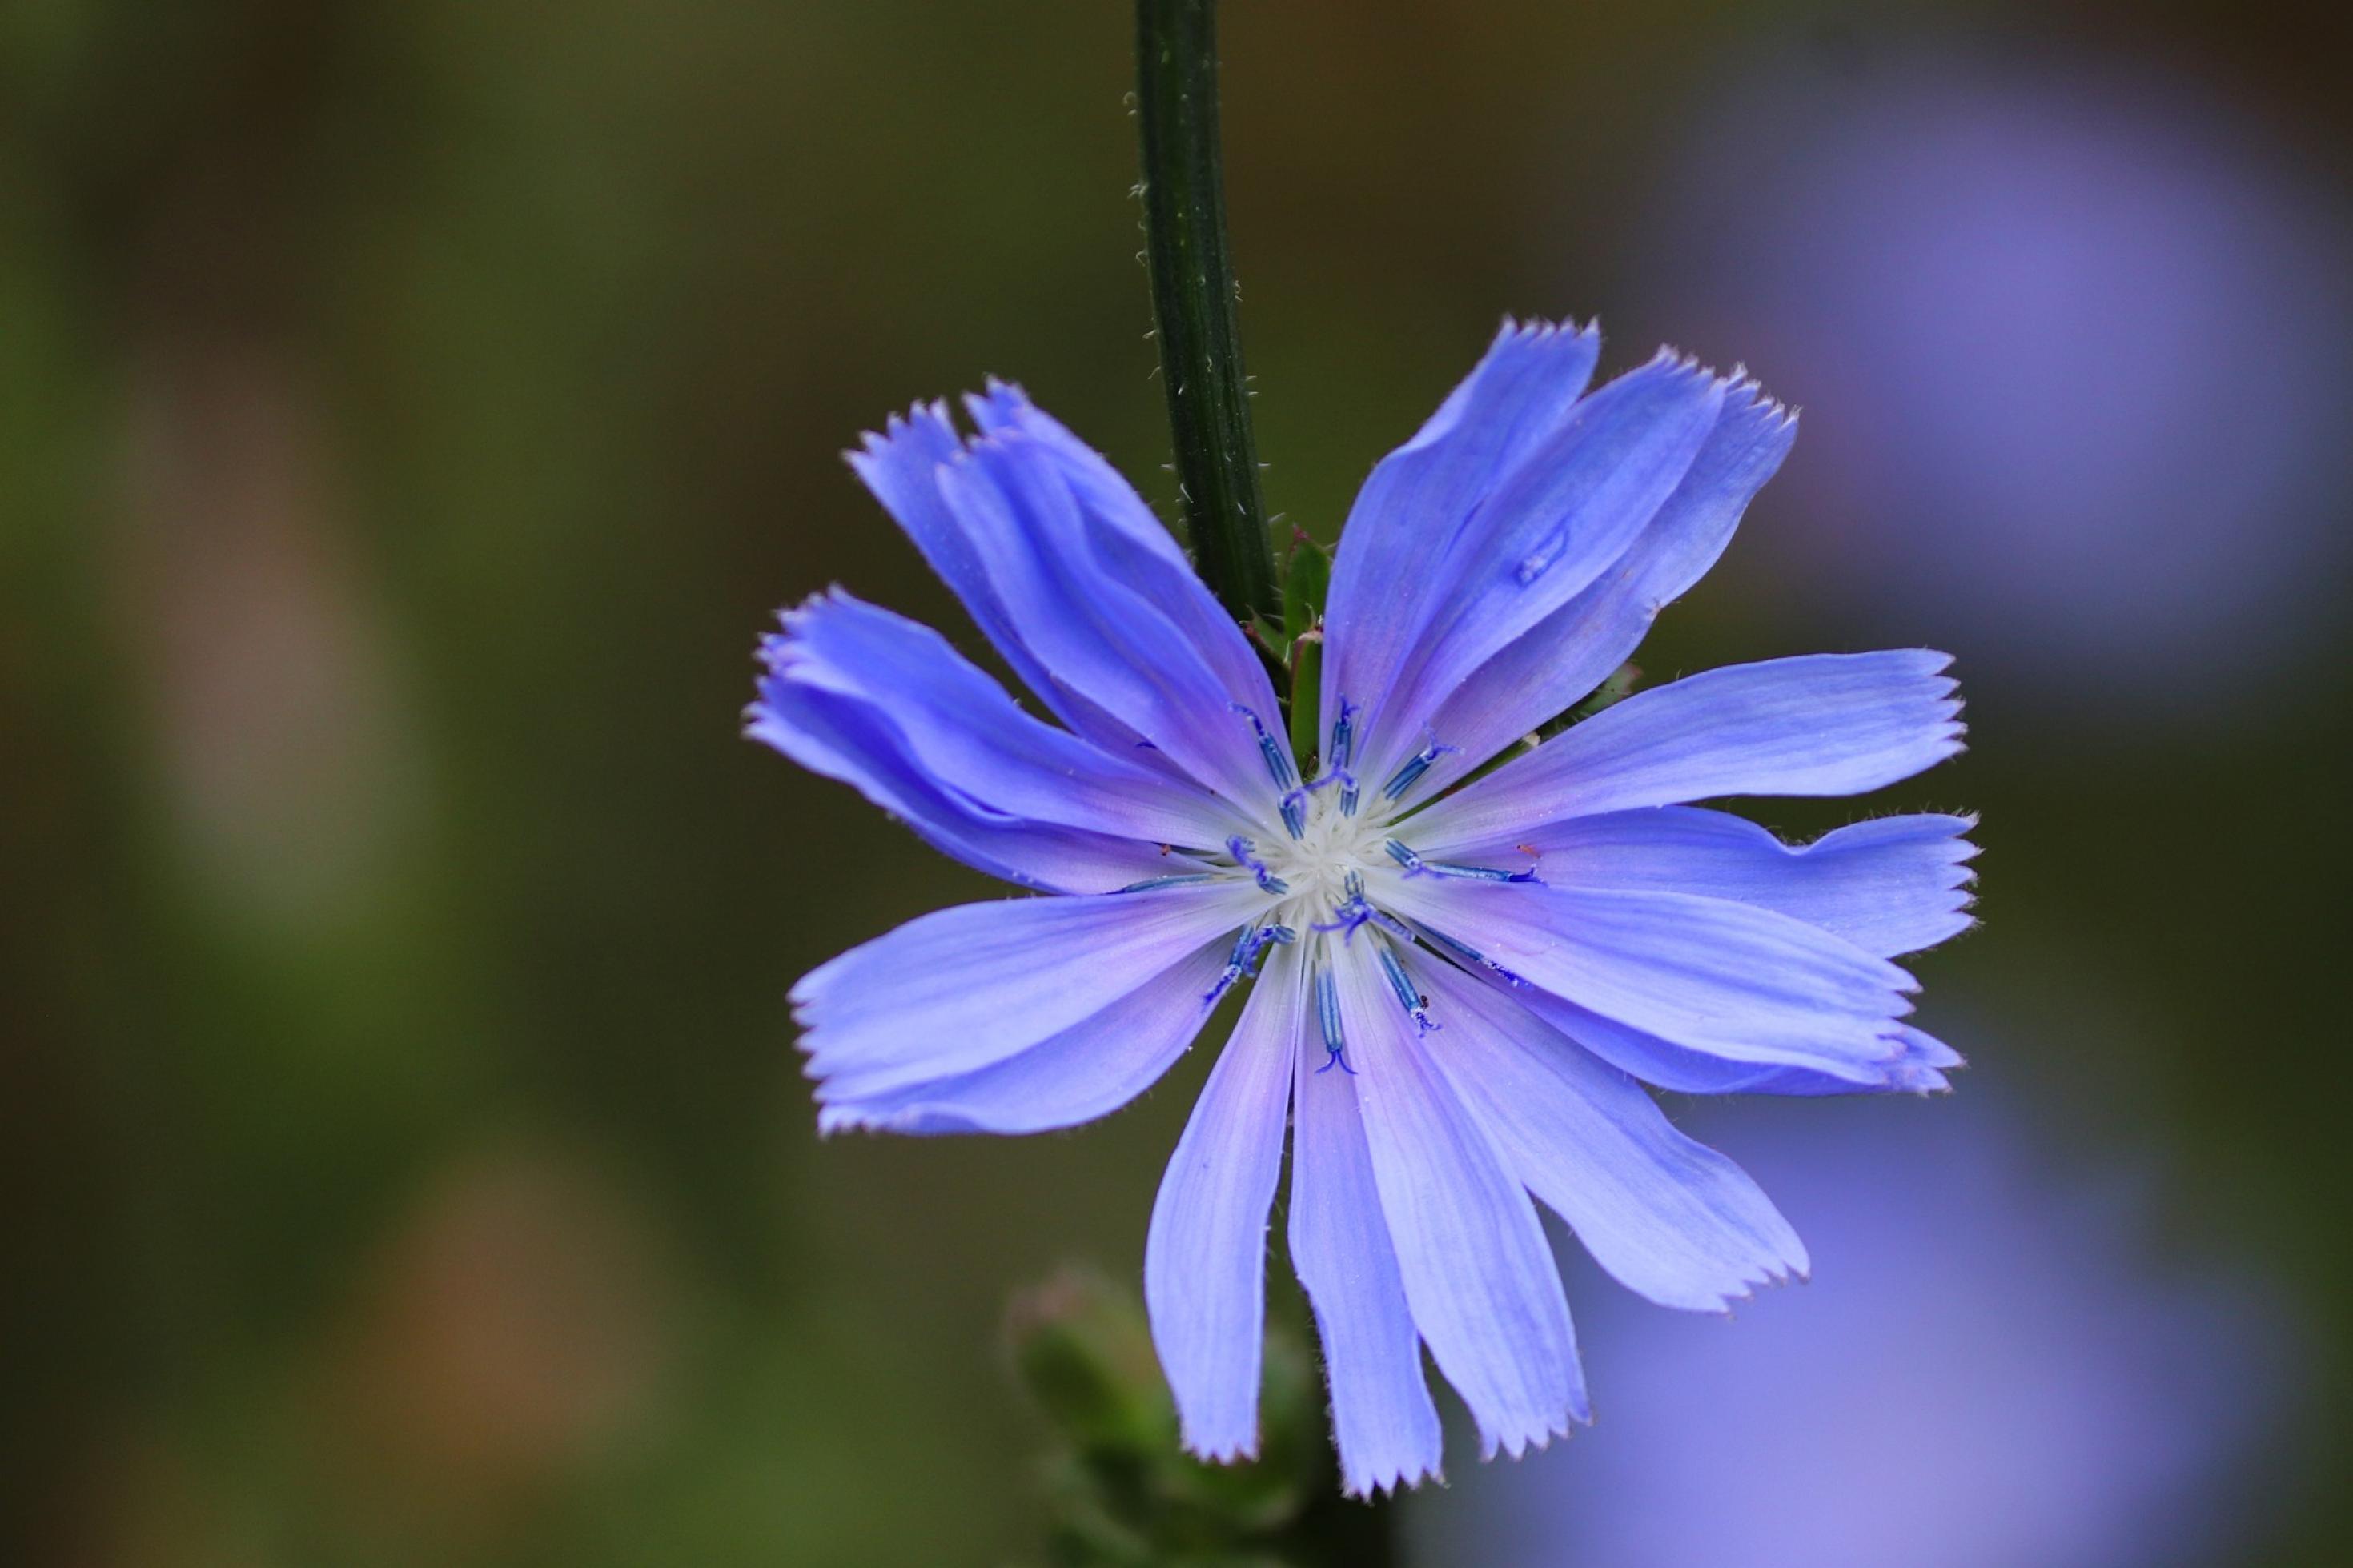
(1707, 1024), (1965, 1097)
(817, 942), (1231, 1134)
(1322, 320), (1602, 768)
(1479, 966), (1956, 1095)
(1383, 878), (1917, 1084)
(963, 381), (1287, 746)
(793, 883), (1263, 1105)
(1418, 383), (1797, 788)
(760, 590), (1235, 849)
(1407, 651), (1965, 848)
(1335, 942), (1588, 1457)
(1288, 1000), (1445, 1496)
(1357, 353), (1731, 784)
(1146, 944), (1302, 1460)
(936, 433), (1293, 822)
(848, 404), (1144, 756)
(747, 673), (1172, 894)
(1460, 806), (1978, 959)
(1416, 962), (1809, 1311)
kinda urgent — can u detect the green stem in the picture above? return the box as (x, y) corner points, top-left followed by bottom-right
(1134, 0), (1279, 626)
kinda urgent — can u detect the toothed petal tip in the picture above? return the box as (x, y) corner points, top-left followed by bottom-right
(1343, 1457), (1447, 1500)
(1178, 1430), (1262, 1466)
(1480, 1408), (1586, 1465)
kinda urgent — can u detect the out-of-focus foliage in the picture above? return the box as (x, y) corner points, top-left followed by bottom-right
(2, 1), (2346, 1564)
(1009, 1268), (1387, 1567)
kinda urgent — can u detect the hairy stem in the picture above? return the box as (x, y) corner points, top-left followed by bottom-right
(1134, 0), (1279, 624)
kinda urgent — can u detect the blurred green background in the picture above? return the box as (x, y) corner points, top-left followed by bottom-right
(4, 1), (2347, 1563)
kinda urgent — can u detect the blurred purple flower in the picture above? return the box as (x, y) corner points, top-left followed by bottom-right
(1648, 50), (2353, 711)
(748, 323), (1973, 1493)
(1411, 1093), (2300, 1566)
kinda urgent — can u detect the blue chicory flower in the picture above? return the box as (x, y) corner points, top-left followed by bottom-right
(748, 321), (1974, 1495)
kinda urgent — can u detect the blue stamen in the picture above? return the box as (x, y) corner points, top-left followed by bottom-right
(1278, 789), (1307, 840)
(1382, 840), (1538, 884)
(1313, 965), (1355, 1075)
(1380, 736), (1462, 803)
(1430, 860), (1540, 884)
(1311, 901), (1375, 941)
(1381, 754), (1436, 800)
(1310, 873), (1371, 940)
(1231, 703), (1298, 790)
(1330, 698), (1360, 816)
(1418, 922), (1530, 987)
(1118, 872), (1219, 893)
(1202, 927), (1254, 1005)
(1278, 766), (1356, 838)
(1317, 893), (1402, 944)
(1377, 944), (1438, 1035)
(1311, 884), (1414, 946)
(1224, 836), (1290, 895)
(1203, 923), (1286, 1006)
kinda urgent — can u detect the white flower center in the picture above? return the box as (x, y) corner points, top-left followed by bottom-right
(1254, 785), (1399, 930)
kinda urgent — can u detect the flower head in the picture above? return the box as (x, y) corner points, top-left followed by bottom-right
(749, 323), (1974, 1494)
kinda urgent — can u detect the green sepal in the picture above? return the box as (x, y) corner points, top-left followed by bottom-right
(1543, 658), (1641, 739)
(1286, 630), (1323, 777)
(1280, 531), (1331, 645)
(1246, 612), (1294, 709)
